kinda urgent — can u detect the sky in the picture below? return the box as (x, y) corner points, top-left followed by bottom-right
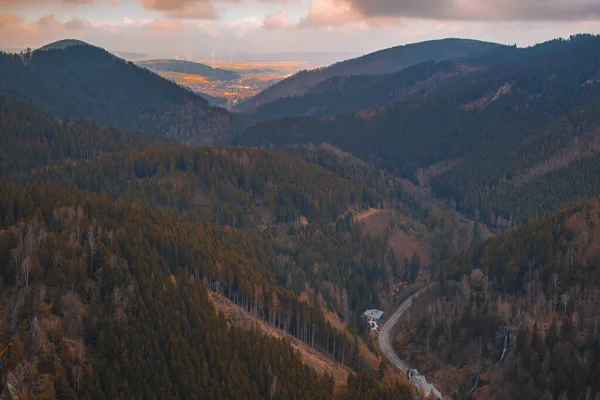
(1, 0), (600, 59)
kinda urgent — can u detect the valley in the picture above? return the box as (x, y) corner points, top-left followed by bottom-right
(1, 30), (600, 400)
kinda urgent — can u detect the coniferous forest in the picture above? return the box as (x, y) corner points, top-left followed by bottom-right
(1, 32), (600, 400)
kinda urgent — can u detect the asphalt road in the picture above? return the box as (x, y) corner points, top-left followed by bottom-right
(378, 284), (443, 399)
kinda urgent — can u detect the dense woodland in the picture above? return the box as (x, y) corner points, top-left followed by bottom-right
(242, 36), (593, 125)
(0, 103), (422, 397)
(236, 39), (503, 112)
(0, 96), (432, 397)
(0, 45), (238, 145)
(243, 61), (477, 124)
(396, 197), (600, 399)
(239, 35), (600, 227)
(0, 184), (349, 399)
(0, 97), (175, 177)
(3, 32), (600, 400)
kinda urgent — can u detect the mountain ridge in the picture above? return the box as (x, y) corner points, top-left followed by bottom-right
(235, 38), (504, 113)
(136, 59), (241, 82)
(0, 42), (240, 145)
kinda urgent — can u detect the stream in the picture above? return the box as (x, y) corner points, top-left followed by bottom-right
(467, 329), (510, 397)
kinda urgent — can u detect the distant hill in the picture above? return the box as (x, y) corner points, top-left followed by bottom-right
(237, 35), (600, 227)
(0, 40), (239, 145)
(197, 92), (228, 107)
(113, 51), (147, 61)
(243, 37), (590, 124)
(37, 39), (89, 51)
(0, 96), (175, 177)
(136, 59), (241, 81)
(243, 60), (479, 124)
(236, 38), (504, 112)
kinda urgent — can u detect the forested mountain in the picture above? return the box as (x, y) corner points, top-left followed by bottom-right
(0, 184), (344, 399)
(0, 42), (239, 145)
(37, 39), (89, 51)
(0, 97), (175, 177)
(396, 195), (600, 399)
(136, 59), (241, 81)
(243, 60), (478, 124)
(0, 97), (443, 398)
(235, 39), (503, 112)
(198, 92), (229, 107)
(242, 36), (596, 124)
(5, 30), (600, 400)
(238, 34), (600, 227)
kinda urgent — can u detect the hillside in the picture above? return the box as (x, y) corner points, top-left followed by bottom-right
(236, 39), (503, 112)
(238, 34), (600, 227)
(0, 41), (239, 145)
(394, 195), (600, 399)
(37, 39), (89, 51)
(0, 97), (175, 177)
(136, 59), (241, 81)
(0, 184), (341, 399)
(242, 37), (591, 124)
(0, 98), (428, 398)
(243, 60), (480, 124)
(3, 100), (487, 343)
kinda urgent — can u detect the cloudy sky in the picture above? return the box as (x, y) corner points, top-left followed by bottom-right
(1, 0), (600, 58)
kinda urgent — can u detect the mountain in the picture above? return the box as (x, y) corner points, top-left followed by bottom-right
(37, 39), (89, 51)
(396, 195), (600, 398)
(0, 40), (239, 145)
(242, 36), (595, 124)
(236, 38), (504, 113)
(136, 59), (241, 81)
(237, 34), (600, 228)
(197, 92), (229, 107)
(0, 96), (175, 177)
(0, 97), (426, 398)
(243, 60), (480, 124)
(112, 51), (147, 61)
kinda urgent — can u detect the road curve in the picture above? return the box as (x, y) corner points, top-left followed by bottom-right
(378, 284), (443, 399)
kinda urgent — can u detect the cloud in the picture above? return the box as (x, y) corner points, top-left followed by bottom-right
(139, 0), (218, 19)
(263, 10), (291, 29)
(232, 15), (262, 38)
(0, 0), (98, 6)
(142, 19), (185, 31)
(0, 14), (24, 28)
(62, 17), (92, 30)
(298, 0), (362, 27)
(340, 0), (600, 21)
(34, 14), (93, 30)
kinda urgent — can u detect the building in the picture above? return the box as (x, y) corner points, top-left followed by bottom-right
(363, 309), (384, 329)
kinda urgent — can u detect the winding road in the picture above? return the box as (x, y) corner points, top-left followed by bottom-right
(378, 284), (443, 400)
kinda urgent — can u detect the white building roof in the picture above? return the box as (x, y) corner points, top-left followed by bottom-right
(363, 309), (384, 319)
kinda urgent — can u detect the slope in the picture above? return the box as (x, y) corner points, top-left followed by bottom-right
(395, 195), (600, 399)
(242, 37), (589, 124)
(37, 39), (89, 51)
(0, 184), (341, 399)
(243, 60), (480, 124)
(0, 102), (420, 398)
(136, 59), (241, 81)
(236, 38), (503, 112)
(0, 96), (176, 177)
(0, 41), (239, 145)
(238, 34), (600, 227)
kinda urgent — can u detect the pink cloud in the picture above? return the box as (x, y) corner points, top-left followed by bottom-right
(298, 0), (364, 27)
(142, 19), (185, 32)
(263, 10), (290, 29)
(0, 14), (24, 28)
(139, 0), (218, 19)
